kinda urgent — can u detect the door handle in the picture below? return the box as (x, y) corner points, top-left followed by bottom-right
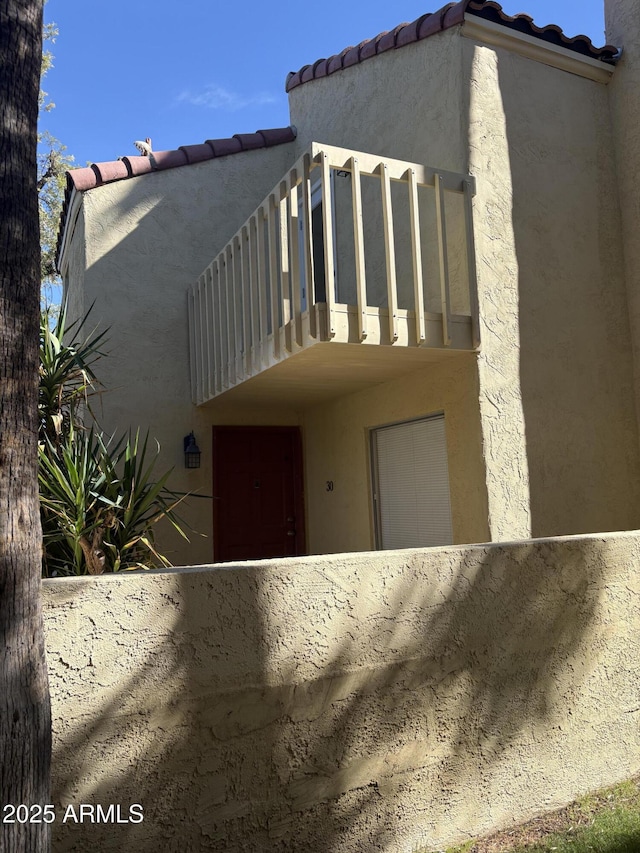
(286, 530), (296, 537)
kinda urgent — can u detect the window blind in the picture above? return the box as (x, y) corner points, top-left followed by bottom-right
(373, 415), (453, 549)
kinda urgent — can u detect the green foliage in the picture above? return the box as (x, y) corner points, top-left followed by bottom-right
(434, 777), (640, 853)
(39, 305), (106, 448)
(39, 426), (187, 577)
(39, 20), (74, 300)
(38, 309), (188, 577)
(38, 131), (73, 288)
(35, 21), (188, 577)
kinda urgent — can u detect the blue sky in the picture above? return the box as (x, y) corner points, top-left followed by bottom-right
(42, 1), (607, 170)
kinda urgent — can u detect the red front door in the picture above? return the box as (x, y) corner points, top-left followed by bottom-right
(212, 426), (305, 562)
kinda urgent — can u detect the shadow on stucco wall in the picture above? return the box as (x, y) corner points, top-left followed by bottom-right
(259, 539), (610, 851)
(492, 47), (640, 538)
(48, 564), (278, 852)
(45, 532), (636, 852)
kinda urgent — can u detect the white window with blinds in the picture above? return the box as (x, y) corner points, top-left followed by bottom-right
(371, 414), (453, 550)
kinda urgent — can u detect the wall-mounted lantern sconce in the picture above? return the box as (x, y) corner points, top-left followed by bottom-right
(183, 432), (201, 469)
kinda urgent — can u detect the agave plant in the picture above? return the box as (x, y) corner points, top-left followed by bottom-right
(38, 305), (190, 576)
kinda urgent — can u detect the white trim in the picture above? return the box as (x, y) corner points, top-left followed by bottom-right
(56, 186), (82, 275)
(462, 16), (616, 85)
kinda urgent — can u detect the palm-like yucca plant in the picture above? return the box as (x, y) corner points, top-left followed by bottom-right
(39, 305), (107, 448)
(39, 427), (188, 576)
(38, 306), (189, 576)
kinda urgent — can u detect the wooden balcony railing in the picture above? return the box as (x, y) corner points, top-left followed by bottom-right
(188, 142), (480, 405)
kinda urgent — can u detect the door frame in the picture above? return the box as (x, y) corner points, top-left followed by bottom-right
(212, 425), (306, 561)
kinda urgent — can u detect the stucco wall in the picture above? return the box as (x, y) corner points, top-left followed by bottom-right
(606, 0), (640, 466)
(44, 531), (640, 852)
(63, 144), (298, 565)
(468, 40), (640, 539)
(302, 352), (488, 553)
(61, 20), (640, 565)
(290, 26), (640, 541)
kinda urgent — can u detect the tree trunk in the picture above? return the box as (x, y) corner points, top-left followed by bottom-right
(0, 2), (51, 852)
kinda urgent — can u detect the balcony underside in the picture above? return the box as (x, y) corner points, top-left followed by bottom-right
(201, 306), (474, 407)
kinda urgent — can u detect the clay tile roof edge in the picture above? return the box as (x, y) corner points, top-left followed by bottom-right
(285, 0), (621, 92)
(56, 125), (297, 271)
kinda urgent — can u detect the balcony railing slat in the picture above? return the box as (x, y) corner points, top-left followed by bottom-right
(288, 174), (303, 348)
(255, 213), (268, 367)
(247, 221), (258, 370)
(252, 217), (262, 364)
(240, 226), (251, 376)
(205, 266), (214, 400)
(225, 245), (233, 384)
(301, 153), (316, 339)
(464, 178), (481, 349)
(380, 162), (399, 344)
(231, 237), (242, 379)
(435, 173), (452, 347)
(217, 259), (228, 389)
(320, 151), (336, 339)
(266, 197), (280, 361)
(212, 259), (223, 392)
(279, 196), (291, 352)
(350, 156), (368, 341)
(407, 168), (426, 345)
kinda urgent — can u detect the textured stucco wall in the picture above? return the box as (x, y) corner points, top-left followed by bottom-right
(466, 39), (640, 539)
(62, 21), (640, 566)
(606, 0), (640, 466)
(302, 352), (488, 553)
(289, 28), (467, 173)
(44, 531), (640, 852)
(65, 144), (297, 565)
(290, 27), (640, 541)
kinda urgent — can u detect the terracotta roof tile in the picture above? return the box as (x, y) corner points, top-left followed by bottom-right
(206, 136), (243, 157)
(396, 19), (421, 48)
(179, 142), (216, 164)
(256, 126), (298, 146)
(358, 36), (381, 61)
(233, 132), (266, 151)
(151, 148), (189, 170)
(377, 27), (402, 53)
(285, 0), (620, 92)
(93, 160), (129, 183)
(328, 47), (352, 76)
(122, 155), (154, 177)
(343, 45), (361, 68)
(57, 125), (297, 269)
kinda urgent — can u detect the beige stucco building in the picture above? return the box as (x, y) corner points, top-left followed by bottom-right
(58, 0), (640, 567)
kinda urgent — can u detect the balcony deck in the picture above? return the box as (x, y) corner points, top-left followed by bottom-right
(188, 142), (480, 406)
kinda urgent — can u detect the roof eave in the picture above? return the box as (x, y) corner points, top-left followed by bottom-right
(57, 185), (82, 276)
(462, 15), (617, 84)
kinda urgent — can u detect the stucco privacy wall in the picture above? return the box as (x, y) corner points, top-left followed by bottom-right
(302, 352), (488, 554)
(289, 26), (640, 541)
(65, 143), (297, 565)
(44, 532), (640, 852)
